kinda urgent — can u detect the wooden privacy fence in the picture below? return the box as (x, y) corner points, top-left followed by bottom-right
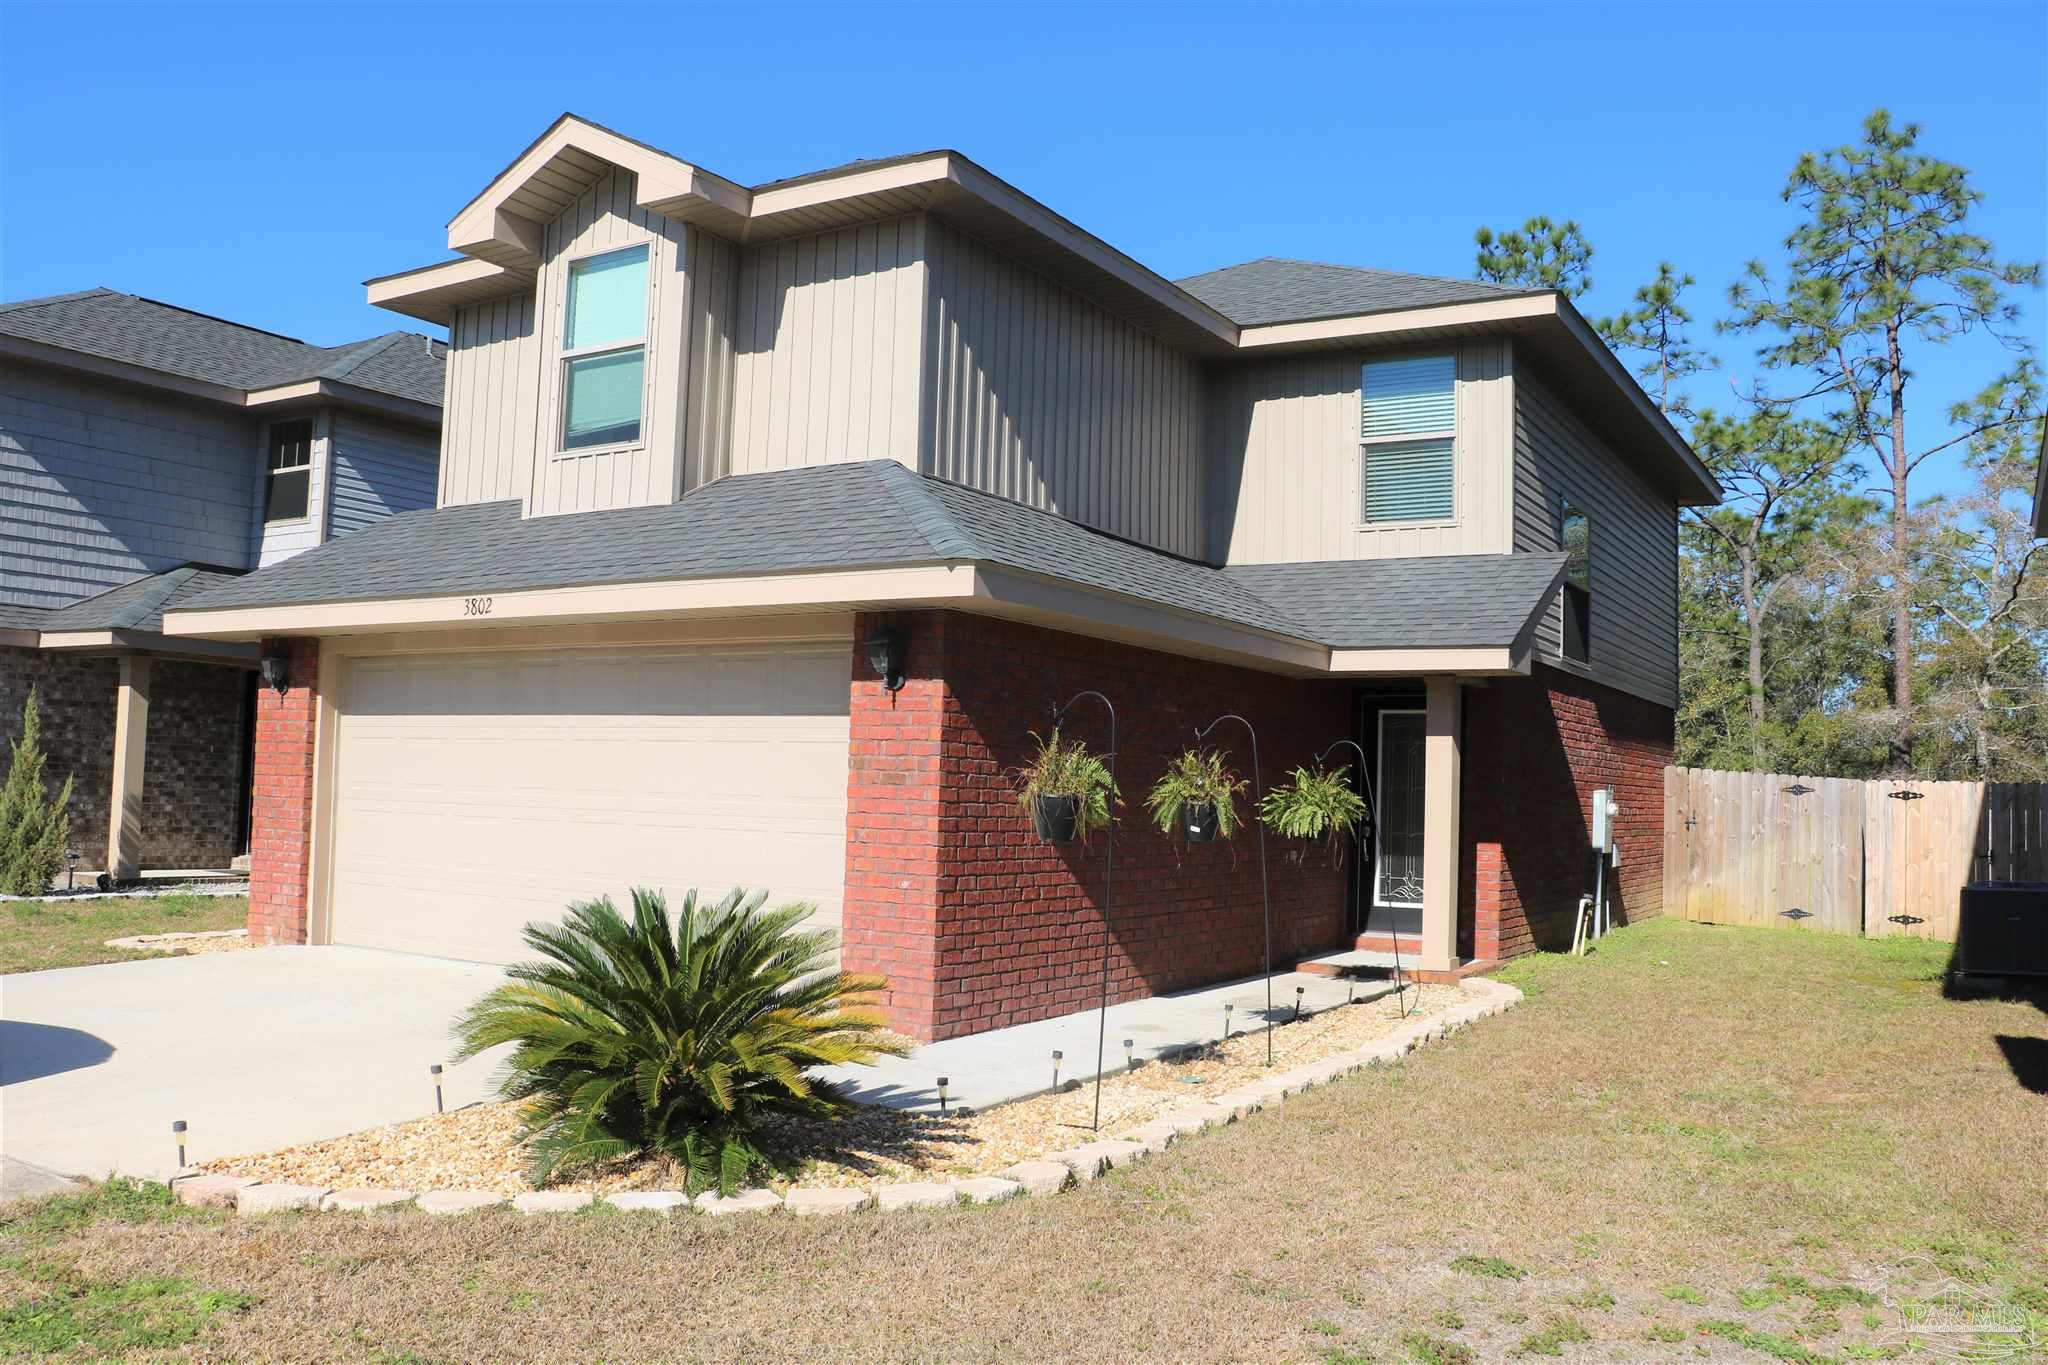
(1663, 767), (2048, 942)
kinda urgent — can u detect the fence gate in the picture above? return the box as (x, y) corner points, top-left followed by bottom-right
(1665, 767), (2048, 943)
(1663, 767), (1863, 935)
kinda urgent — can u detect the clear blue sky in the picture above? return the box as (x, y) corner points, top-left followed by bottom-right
(4, 1), (2042, 497)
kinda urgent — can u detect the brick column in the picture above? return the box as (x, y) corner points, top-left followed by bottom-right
(247, 638), (319, 945)
(839, 614), (947, 1038)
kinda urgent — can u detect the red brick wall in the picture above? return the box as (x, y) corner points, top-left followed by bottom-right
(1461, 664), (1672, 960)
(844, 611), (1353, 1042)
(247, 638), (319, 945)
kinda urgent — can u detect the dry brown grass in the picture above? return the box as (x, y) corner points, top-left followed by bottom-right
(5, 919), (2043, 1363)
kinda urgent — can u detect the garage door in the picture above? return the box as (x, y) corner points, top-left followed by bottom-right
(327, 640), (849, 963)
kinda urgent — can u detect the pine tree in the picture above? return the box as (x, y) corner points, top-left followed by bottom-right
(1473, 216), (1594, 297)
(0, 688), (74, 895)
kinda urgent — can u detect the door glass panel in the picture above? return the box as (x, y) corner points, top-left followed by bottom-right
(1375, 711), (1426, 907)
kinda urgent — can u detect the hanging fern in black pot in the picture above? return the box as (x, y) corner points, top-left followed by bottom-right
(1146, 749), (1247, 844)
(1258, 764), (1367, 864)
(1011, 727), (1116, 844)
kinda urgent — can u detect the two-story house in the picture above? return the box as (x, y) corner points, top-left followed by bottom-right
(0, 289), (443, 882)
(168, 116), (1718, 1042)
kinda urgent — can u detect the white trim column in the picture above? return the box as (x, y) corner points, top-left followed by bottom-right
(106, 653), (152, 881)
(1420, 674), (1462, 973)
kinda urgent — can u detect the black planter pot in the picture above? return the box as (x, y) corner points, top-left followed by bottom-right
(1032, 793), (1081, 843)
(1180, 800), (1219, 843)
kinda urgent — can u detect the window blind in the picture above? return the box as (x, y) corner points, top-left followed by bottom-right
(1362, 439), (1455, 522)
(1361, 354), (1455, 438)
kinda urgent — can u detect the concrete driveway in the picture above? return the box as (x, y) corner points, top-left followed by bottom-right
(1, 946), (504, 1180)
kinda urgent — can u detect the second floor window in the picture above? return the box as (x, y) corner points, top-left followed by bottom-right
(1560, 496), (1591, 662)
(561, 244), (649, 450)
(1359, 353), (1455, 524)
(264, 419), (313, 523)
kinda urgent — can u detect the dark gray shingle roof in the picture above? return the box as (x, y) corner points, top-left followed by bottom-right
(1175, 257), (1536, 327)
(0, 289), (444, 407)
(42, 567), (246, 635)
(179, 461), (1562, 652)
(0, 603), (51, 631)
(1224, 555), (1567, 649)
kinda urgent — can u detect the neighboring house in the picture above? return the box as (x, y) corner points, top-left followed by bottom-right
(0, 289), (443, 880)
(169, 116), (1719, 1042)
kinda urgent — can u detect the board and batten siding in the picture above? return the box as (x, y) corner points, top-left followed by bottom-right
(0, 357), (258, 607)
(525, 168), (694, 519)
(440, 291), (539, 509)
(1513, 364), (1678, 709)
(728, 215), (928, 476)
(680, 227), (739, 494)
(1205, 339), (1514, 565)
(920, 220), (1207, 559)
(327, 413), (438, 537)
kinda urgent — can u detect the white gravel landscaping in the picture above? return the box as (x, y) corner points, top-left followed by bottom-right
(190, 977), (1524, 1224)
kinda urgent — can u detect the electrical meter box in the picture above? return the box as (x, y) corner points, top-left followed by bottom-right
(1591, 788), (1619, 853)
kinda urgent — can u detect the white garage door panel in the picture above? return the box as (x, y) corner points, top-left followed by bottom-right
(329, 642), (849, 964)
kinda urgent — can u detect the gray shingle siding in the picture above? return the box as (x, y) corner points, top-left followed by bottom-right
(1, 357), (259, 609)
(1175, 257), (1536, 327)
(328, 414), (438, 538)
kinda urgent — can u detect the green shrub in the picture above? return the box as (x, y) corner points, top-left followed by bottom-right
(1010, 727), (1118, 841)
(0, 689), (72, 896)
(454, 887), (908, 1191)
(1145, 748), (1248, 837)
(1258, 765), (1367, 858)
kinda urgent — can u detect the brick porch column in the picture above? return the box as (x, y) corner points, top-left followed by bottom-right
(839, 615), (946, 1040)
(247, 638), (319, 946)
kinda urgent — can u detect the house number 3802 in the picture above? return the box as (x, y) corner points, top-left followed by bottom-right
(462, 596), (493, 617)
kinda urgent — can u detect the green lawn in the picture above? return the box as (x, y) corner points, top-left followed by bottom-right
(0, 894), (247, 974)
(3, 918), (2043, 1362)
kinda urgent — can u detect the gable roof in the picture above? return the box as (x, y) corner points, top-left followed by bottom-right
(0, 289), (444, 408)
(174, 461), (1565, 664)
(1176, 257), (1537, 327)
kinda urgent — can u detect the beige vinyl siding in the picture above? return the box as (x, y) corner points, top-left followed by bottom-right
(921, 219), (1207, 559)
(1513, 364), (1678, 708)
(0, 357), (258, 605)
(527, 168), (693, 518)
(440, 291), (538, 508)
(680, 227), (739, 493)
(1206, 338), (1514, 564)
(728, 215), (928, 475)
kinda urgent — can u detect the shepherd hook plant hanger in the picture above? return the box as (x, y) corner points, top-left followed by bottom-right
(1195, 712), (1276, 1065)
(1052, 689), (1118, 1132)
(1315, 739), (1410, 1018)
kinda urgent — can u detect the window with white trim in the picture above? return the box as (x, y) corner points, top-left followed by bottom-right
(560, 244), (649, 450)
(263, 418), (313, 523)
(1359, 354), (1456, 524)
(1560, 495), (1591, 661)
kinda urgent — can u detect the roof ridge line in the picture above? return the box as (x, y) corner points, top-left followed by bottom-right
(870, 462), (983, 561)
(0, 287), (119, 316)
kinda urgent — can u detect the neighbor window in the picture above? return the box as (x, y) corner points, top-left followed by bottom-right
(1359, 353), (1455, 524)
(1560, 496), (1591, 662)
(1374, 710), (1427, 908)
(560, 244), (649, 450)
(263, 419), (313, 523)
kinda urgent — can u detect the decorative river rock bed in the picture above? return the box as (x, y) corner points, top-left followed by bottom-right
(183, 977), (1521, 1219)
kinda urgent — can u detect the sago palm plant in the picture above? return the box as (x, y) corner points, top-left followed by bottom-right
(454, 887), (908, 1192)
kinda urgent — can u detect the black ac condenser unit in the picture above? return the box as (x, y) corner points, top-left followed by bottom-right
(1956, 882), (2048, 977)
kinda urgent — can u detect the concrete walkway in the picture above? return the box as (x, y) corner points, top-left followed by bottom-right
(824, 959), (1410, 1114)
(1, 947), (502, 1181)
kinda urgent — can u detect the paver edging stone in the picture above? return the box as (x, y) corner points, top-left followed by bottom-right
(321, 1188), (415, 1212)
